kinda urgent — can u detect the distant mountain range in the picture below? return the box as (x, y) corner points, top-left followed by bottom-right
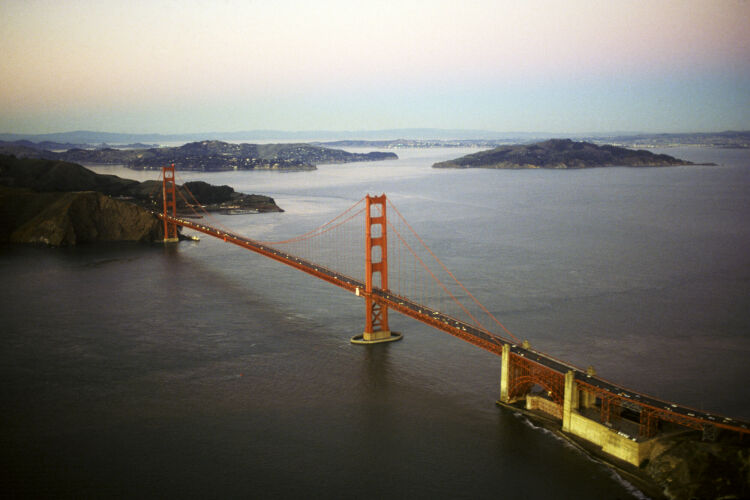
(1, 129), (748, 148)
(1, 139), (157, 151)
(0, 129), (564, 144)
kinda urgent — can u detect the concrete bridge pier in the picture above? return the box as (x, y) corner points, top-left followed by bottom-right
(559, 370), (657, 466)
(581, 366), (597, 409)
(499, 343), (511, 403)
(562, 370), (579, 432)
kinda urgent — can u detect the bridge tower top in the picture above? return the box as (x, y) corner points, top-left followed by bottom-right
(365, 194), (388, 295)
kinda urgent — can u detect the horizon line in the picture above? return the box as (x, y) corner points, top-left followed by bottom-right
(3, 128), (749, 138)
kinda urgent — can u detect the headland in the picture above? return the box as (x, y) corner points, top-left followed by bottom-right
(0, 155), (282, 245)
(0, 140), (397, 171)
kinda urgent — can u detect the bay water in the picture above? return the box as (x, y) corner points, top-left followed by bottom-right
(2, 146), (748, 498)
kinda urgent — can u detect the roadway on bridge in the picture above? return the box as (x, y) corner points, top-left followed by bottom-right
(162, 213), (749, 436)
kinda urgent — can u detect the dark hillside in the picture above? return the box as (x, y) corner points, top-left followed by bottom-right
(0, 155), (139, 194)
(0, 155), (282, 245)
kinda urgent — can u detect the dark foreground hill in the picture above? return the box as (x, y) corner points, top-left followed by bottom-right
(432, 139), (707, 169)
(0, 155), (281, 245)
(0, 186), (164, 245)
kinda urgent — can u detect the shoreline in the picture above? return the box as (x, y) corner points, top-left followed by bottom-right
(495, 400), (666, 499)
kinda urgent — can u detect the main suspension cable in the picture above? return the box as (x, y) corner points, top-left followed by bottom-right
(387, 199), (520, 343)
(388, 220), (485, 330)
(260, 196), (366, 245)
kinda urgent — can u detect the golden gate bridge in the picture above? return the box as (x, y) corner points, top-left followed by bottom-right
(155, 164), (748, 464)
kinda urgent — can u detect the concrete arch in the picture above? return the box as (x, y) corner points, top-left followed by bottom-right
(509, 375), (564, 405)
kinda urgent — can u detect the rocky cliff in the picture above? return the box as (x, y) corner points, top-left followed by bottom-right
(0, 186), (163, 245)
(644, 435), (750, 500)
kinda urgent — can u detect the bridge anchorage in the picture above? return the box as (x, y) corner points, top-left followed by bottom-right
(351, 194), (403, 345)
(157, 165), (749, 469)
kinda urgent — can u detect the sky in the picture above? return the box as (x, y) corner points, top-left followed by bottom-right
(1, 0), (749, 135)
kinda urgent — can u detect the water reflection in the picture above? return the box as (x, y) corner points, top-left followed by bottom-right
(360, 343), (394, 398)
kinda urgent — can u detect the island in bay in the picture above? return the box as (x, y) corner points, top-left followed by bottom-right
(432, 139), (708, 169)
(0, 139), (398, 171)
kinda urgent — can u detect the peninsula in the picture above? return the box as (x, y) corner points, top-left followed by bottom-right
(0, 140), (398, 171)
(432, 139), (704, 169)
(0, 155), (282, 245)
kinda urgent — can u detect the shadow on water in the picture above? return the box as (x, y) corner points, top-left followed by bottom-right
(359, 343), (394, 399)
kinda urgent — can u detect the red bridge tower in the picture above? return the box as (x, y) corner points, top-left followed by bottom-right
(161, 164), (179, 243)
(351, 194), (403, 344)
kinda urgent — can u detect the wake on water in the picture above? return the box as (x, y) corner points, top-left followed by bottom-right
(512, 412), (651, 500)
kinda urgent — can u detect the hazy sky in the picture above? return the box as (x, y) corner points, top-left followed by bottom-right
(2, 0), (749, 134)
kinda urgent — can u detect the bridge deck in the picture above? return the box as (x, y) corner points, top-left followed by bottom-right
(160, 213), (750, 436)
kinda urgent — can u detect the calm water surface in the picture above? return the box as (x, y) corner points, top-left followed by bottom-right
(2, 147), (749, 498)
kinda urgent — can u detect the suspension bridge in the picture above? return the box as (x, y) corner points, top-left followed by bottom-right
(155, 164), (747, 466)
